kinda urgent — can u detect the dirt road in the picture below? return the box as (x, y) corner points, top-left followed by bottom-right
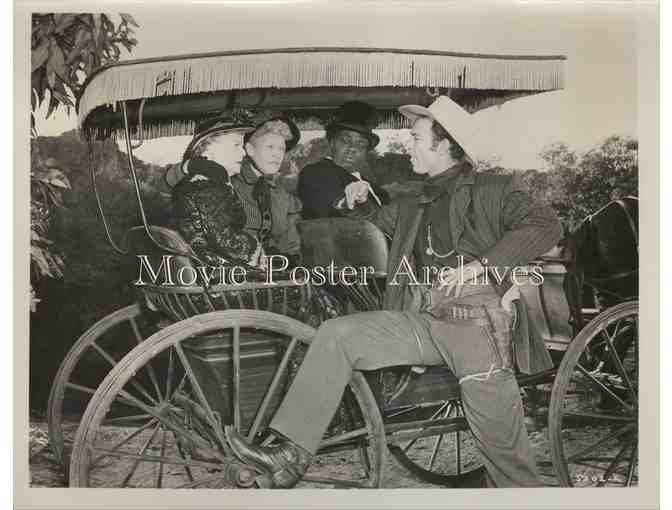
(29, 417), (560, 489)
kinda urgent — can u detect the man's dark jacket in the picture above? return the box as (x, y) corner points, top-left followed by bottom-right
(346, 161), (564, 373)
(298, 158), (390, 219)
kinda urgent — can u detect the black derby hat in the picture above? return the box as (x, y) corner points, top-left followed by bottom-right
(326, 101), (380, 149)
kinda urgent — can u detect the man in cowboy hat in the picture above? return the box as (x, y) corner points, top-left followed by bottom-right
(298, 101), (390, 219)
(226, 95), (562, 488)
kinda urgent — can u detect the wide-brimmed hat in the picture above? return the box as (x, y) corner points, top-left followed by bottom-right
(399, 96), (481, 161)
(326, 101), (380, 149)
(244, 115), (301, 152)
(182, 113), (255, 162)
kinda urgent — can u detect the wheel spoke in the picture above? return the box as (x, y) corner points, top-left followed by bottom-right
(455, 401), (464, 475)
(596, 441), (630, 487)
(427, 433), (444, 471)
(154, 426), (168, 488)
(102, 414), (154, 426)
(175, 440), (195, 482)
(301, 475), (368, 488)
(165, 347), (175, 401)
(72, 381), (147, 411)
(247, 337), (299, 441)
(121, 421), (161, 487)
(600, 325), (638, 406)
(426, 400), (453, 471)
(115, 388), (226, 460)
(566, 423), (635, 464)
(399, 402), (452, 454)
(562, 411), (635, 423)
(91, 447), (227, 471)
(91, 418), (158, 468)
(625, 444), (638, 486)
(318, 427), (369, 450)
(129, 317), (163, 401)
(91, 341), (158, 406)
(174, 342), (232, 456)
(232, 325), (241, 431)
(65, 381), (96, 396)
(576, 363), (633, 412)
(386, 405), (419, 419)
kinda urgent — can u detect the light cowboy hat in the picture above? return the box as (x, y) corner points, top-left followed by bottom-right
(399, 96), (482, 162)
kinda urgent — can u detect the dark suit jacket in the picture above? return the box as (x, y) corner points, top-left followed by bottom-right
(298, 158), (390, 219)
(347, 161), (564, 374)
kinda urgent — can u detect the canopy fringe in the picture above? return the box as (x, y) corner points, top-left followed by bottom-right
(92, 95), (535, 141)
(79, 50), (565, 131)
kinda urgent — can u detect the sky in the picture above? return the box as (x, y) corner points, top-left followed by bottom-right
(33, 1), (639, 169)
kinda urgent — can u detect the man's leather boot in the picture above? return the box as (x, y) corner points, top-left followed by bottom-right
(225, 426), (311, 488)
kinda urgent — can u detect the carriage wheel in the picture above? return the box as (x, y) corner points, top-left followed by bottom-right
(47, 304), (163, 473)
(549, 300), (638, 487)
(68, 310), (386, 488)
(386, 399), (485, 487)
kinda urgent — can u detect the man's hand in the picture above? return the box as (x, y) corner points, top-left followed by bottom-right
(437, 260), (485, 299)
(250, 242), (267, 269)
(344, 180), (370, 209)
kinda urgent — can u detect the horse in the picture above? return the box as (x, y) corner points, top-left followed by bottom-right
(563, 196), (638, 331)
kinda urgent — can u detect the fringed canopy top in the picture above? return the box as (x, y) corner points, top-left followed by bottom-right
(77, 47), (566, 140)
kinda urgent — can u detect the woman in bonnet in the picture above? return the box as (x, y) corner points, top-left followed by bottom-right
(231, 114), (303, 267)
(171, 114), (264, 269)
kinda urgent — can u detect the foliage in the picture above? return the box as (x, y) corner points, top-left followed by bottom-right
(533, 136), (638, 229)
(31, 13), (138, 132)
(30, 142), (71, 311)
(30, 13), (139, 312)
(30, 132), (171, 409)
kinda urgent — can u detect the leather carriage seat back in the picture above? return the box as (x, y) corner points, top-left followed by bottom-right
(123, 225), (198, 286)
(297, 218), (389, 277)
(519, 251), (574, 351)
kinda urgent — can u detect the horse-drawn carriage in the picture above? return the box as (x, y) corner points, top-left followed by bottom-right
(46, 47), (638, 488)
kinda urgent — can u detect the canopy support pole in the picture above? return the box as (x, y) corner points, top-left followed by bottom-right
(88, 140), (129, 255)
(119, 101), (209, 268)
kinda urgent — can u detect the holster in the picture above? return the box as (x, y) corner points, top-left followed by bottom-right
(426, 299), (515, 372)
(483, 306), (515, 371)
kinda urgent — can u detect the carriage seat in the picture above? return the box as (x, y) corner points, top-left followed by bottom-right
(297, 218), (389, 276)
(530, 244), (571, 265)
(123, 225), (198, 287)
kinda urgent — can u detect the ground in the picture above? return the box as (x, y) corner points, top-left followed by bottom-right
(28, 415), (561, 489)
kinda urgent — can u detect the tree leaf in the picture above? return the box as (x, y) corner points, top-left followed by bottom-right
(120, 39), (133, 53)
(32, 40), (51, 71)
(45, 95), (58, 119)
(54, 13), (76, 34)
(120, 13), (139, 27)
(66, 30), (90, 65)
(46, 65), (56, 88)
(92, 14), (102, 47)
(31, 246), (53, 277)
(50, 178), (70, 189)
(48, 43), (67, 78)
